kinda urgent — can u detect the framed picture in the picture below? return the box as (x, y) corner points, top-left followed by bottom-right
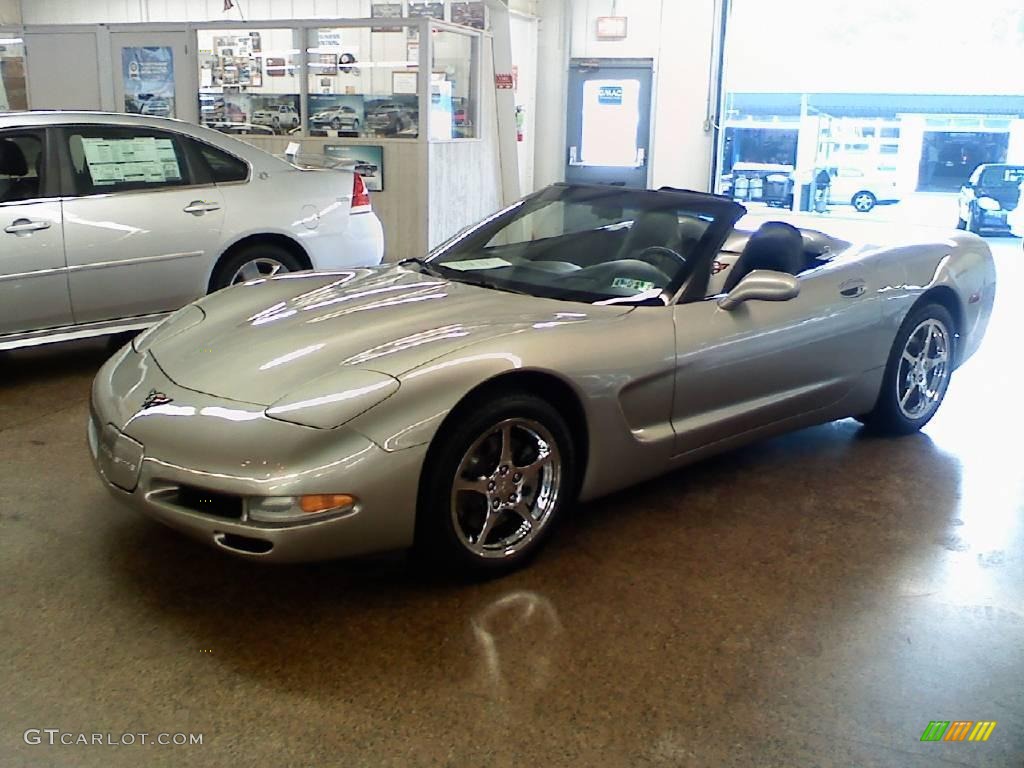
(392, 71), (418, 96)
(325, 144), (384, 192)
(266, 57), (285, 77)
(451, 1), (486, 30)
(371, 3), (404, 33)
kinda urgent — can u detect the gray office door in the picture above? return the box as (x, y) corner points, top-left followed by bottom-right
(565, 58), (653, 188)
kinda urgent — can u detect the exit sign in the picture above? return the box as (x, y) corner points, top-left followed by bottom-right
(595, 16), (628, 40)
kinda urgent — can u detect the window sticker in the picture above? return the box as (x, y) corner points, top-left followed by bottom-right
(611, 277), (655, 292)
(443, 257), (512, 271)
(81, 136), (182, 186)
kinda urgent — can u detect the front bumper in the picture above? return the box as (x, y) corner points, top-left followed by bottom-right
(978, 209), (1012, 230)
(89, 346), (426, 562)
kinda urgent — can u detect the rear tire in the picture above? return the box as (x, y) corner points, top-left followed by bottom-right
(852, 191), (876, 212)
(209, 243), (305, 292)
(416, 392), (578, 576)
(858, 303), (955, 435)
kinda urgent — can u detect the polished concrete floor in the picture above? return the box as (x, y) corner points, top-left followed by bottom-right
(2, 240), (1023, 768)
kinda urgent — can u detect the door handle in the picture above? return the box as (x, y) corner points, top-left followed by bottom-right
(183, 201), (221, 215)
(4, 218), (52, 235)
(839, 280), (866, 298)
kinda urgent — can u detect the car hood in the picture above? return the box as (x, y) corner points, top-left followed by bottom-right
(150, 266), (629, 406)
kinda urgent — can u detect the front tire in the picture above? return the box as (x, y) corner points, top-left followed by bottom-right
(859, 303), (955, 435)
(210, 244), (304, 292)
(852, 191), (876, 212)
(966, 205), (982, 234)
(416, 392), (578, 576)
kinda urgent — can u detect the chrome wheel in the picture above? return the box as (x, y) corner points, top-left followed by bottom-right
(450, 418), (562, 559)
(229, 258), (288, 285)
(852, 192), (875, 212)
(897, 318), (950, 420)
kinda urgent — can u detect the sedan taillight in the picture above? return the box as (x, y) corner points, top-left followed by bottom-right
(352, 172), (371, 214)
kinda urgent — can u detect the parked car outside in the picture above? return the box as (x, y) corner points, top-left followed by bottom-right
(310, 105), (360, 133)
(0, 111), (384, 350)
(826, 167), (900, 212)
(251, 104), (300, 133)
(957, 163), (1024, 235)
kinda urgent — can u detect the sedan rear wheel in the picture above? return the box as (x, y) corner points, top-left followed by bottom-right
(418, 393), (577, 575)
(210, 244), (305, 292)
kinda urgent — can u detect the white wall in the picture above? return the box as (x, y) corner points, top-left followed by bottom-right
(0, 0), (20, 24)
(568, 0), (719, 192)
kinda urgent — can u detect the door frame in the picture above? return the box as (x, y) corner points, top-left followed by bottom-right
(565, 57), (654, 188)
(108, 27), (199, 124)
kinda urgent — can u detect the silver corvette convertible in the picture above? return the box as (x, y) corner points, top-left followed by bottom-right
(89, 184), (996, 574)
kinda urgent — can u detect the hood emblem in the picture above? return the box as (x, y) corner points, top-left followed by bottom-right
(141, 389), (173, 410)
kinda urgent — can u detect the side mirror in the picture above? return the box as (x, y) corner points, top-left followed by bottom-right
(718, 269), (800, 311)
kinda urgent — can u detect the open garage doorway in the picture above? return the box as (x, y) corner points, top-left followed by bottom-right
(919, 131), (1010, 192)
(715, 0), (1024, 240)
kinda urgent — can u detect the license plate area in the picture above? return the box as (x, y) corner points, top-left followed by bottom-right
(97, 424), (145, 492)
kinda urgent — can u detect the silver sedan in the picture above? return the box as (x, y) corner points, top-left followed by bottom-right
(88, 184), (995, 574)
(1, 111), (383, 350)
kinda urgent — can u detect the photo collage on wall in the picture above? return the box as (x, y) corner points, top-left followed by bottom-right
(199, 31), (302, 136)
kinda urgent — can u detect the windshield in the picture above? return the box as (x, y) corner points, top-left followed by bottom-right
(426, 186), (737, 304)
(979, 166), (1024, 187)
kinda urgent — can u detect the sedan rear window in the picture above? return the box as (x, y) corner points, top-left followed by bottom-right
(193, 141), (249, 183)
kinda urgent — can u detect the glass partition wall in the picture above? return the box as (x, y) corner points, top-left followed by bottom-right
(0, 33), (27, 111)
(193, 17), (480, 142)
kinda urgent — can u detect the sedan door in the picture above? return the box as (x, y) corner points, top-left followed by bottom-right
(671, 260), (883, 457)
(0, 128), (72, 337)
(58, 124), (225, 325)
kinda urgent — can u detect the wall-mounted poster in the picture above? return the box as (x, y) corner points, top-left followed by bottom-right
(371, 3), (404, 33)
(407, 2), (445, 40)
(122, 46), (176, 118)
(451, 1), (486, 30)
(325, 144), (384, 192)
(392, 71), (418, 96)
(308, 94), (366, 136)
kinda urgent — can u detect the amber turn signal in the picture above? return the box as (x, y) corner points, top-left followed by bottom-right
(299, 494), (357, 514)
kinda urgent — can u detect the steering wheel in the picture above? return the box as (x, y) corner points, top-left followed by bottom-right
(634, 246), (687, 279)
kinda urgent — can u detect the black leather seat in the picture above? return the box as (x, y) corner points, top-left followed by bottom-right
(0, 138), (33, 203)
(617, 209), (682, 259)
(722, 221), (805, 293)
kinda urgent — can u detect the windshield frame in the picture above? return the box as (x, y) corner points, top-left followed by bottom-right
(425, 183), (745, 306)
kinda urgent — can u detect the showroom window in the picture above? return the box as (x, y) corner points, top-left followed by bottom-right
(197, 28), (301, 137)
(0, 35), (27, 111)
(431, 27), (479, 140)
(0, 132), (43, 203)
(64, 127), (191, 195)
(716, 0), (1024, 221)
(305, 24), (419, 139)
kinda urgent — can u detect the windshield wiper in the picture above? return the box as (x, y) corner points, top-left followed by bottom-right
(448, 276), (532, 296)
(398, 257), (445, 277)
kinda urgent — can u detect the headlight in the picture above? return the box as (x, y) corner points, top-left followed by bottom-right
(977, 196), (1001, 211)
(132, 305), (205, 354)
(247, 494), (357, 523)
